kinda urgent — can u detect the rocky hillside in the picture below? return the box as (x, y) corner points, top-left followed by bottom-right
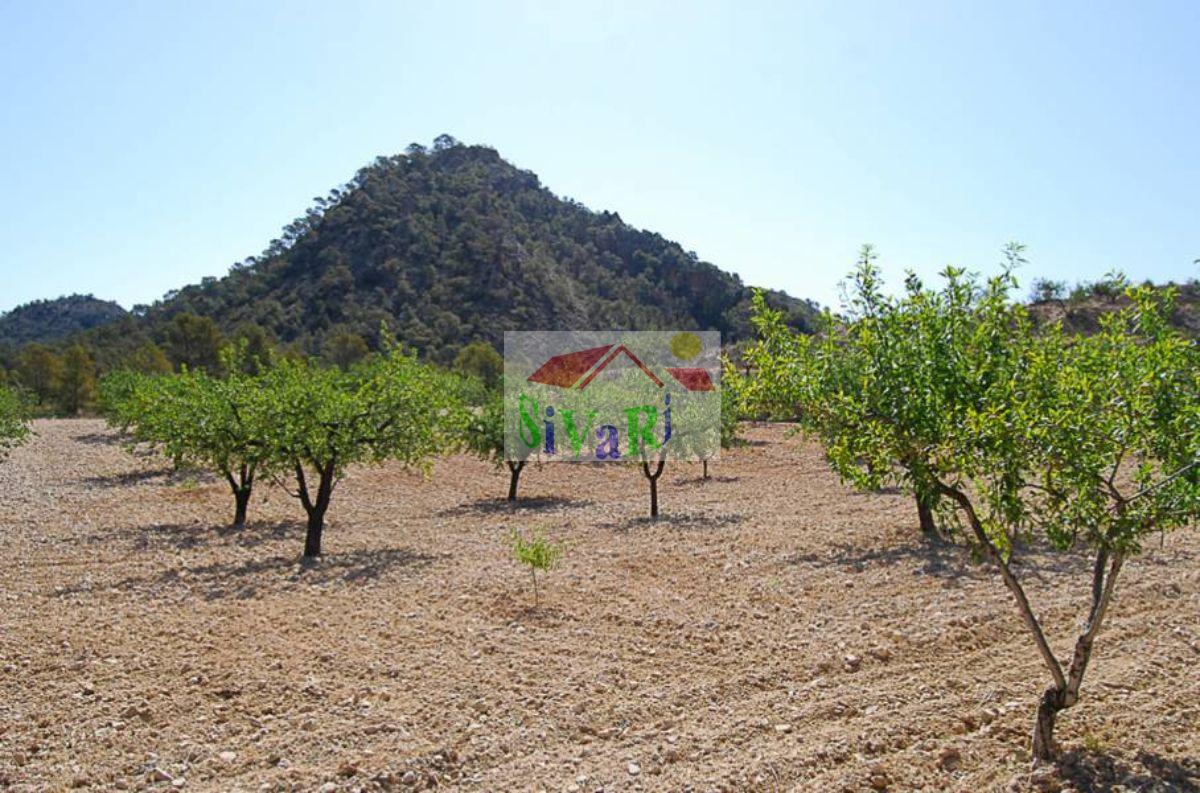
(1028, 280), (1200, 336)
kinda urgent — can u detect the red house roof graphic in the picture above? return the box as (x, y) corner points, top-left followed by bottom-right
(527, 344), (713, 391)
(665, 367), (715, 391)
(528, 344), (664, 389)
(526, 345), (613, 388)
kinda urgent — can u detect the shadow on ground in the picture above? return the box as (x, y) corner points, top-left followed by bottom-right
(492, 600), (574, 626)
(672, 474), (741, 485)
(67, 519), (302, 552)
(81, 467), (174, 488)
(52, 546), (443, 601)
(1054, 748), (1200, 792)
(71, 431), (122, 447)
(619, 510), (747, 532)
(782, 534), (1101, 584)
(436, 496), (594, 518)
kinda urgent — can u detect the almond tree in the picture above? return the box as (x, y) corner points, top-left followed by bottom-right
(98, 369), (146, 433)
(100, 367), (270, 526)
(461, 392), (529, 501)
(257, 349), (460, 557)
(749, 254), (1199, 762)
(1006, 286), (1198, 760)
(629, 381), (722, 517)
(743, 247), (970, 536)
(510, 528), (564, 609)
(168, 371), (269, 526)
(0, 386), (30, 460)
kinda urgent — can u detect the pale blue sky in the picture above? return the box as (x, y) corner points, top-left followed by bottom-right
(1, 0), (1197, 315)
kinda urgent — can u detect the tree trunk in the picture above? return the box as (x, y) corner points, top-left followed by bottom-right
(1032, 687), (1064, 762)
(703, 460), (709, 479)
(304, 507), (326, 557)
(507, 460), (525, 502)
(296, 461), (335, 558)
(1030, 550), (1125, 763)
(938, 481), (1128, 766)
(225, 465), (255, 527)
(642, 460), (665, 517)
(916, 491), (937, 535)
(233, 488), (251, 526)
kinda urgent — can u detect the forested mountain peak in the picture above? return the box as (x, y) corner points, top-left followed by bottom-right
(147, 135), (817, 363)
(0, 294), (128, 348)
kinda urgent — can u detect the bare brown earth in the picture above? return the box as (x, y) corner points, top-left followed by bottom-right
(1, 420), (1197, 793)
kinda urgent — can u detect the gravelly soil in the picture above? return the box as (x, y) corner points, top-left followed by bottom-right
(1, 419), (1197, 793)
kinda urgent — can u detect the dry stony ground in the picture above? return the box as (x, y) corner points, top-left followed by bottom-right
(1, 420), (1198, 793)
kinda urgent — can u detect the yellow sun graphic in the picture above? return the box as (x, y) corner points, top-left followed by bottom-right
(670, 331), (702, 361)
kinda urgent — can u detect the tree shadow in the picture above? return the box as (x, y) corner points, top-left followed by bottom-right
(213, 520), (299, 548)
(53, 547), (442, 601)
(495, 601), (573, 626)
(436, 496), (594, 518)
(158, 520), (298, 551)
(672, 474), (741, 485)
(782, 536), (992, 582)
(81, 467), (174, 488)
(619, 510), (747, 532)
(1056, 748), (1200, 792)
(782, 534), (1120, 584)
(71, 431), (122, 446)
(1000, 535), (1108, 581)
(66, 519), (302, 552)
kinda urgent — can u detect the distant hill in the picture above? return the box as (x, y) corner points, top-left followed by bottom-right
(1028, 280), (1200, 337)
(0, 294), (127, 348)
(140, 136), (818, 363)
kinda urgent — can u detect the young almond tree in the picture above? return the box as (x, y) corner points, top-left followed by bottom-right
(258, 349), (460, 557)
(98, 369), (146, 433)
(743, 244), (1028, 536)
(510, 528), (564, 609)
(1004, 287), (1199, 760)
(750, 253), (1199, 762)
(461, 392), (529, 501)
(170, 371), (270, 527)
(629, 380), (722, 517)
(0, 386), (30, 460)
(101, 367), (271, 526)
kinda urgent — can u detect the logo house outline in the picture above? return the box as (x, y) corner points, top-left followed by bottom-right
(526, 343), (714, 392)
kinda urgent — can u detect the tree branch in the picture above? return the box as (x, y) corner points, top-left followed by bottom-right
(938, 481), (1067, 692)
(1115, 459), (1200, 509)
(293, 463), (314, 513)
(1064, 551), (1125, 704)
